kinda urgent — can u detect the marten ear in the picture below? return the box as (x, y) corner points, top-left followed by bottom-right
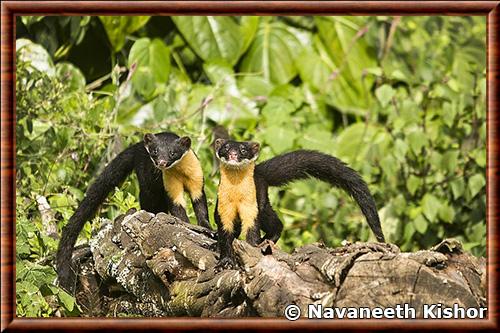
(144, 133), (156, 145)
(249, 142), (260, 155)
(178, 136), (191, 149)
(214, 138), (226, 151)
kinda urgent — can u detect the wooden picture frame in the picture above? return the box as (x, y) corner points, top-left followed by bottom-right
(1, 1), (498, 330)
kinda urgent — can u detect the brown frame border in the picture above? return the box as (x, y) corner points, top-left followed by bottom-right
(1, 1), (499, 331)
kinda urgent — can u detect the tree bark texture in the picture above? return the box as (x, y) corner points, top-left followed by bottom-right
(73, 210), (486, 318)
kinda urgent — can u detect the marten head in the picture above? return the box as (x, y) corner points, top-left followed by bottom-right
(144, 133), (191, 170)
(214, 139), (260, 169)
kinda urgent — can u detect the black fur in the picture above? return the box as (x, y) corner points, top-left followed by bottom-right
(57, 132), (211, 292)
(214, 140), (385, 267)
(256, 150), (385, 243)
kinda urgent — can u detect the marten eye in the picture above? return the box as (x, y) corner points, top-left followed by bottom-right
(169, 151), (175, 158)
(240, 146), (247, 154)
(151, 149), (158, 156)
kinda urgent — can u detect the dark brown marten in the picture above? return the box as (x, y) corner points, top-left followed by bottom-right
(213, 139), (385, 268)
(57, 132), (211, 292)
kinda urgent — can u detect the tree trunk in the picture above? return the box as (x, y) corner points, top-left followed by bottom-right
(73, 209), (486, 318)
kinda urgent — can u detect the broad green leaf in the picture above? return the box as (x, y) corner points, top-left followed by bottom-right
(99, 16), (150, 52)
(16, 39), (55, 76)
(407, 175), (421, 195)
(296, 37), (372, 116)
(16, 261), (57, 288)
(241, 20), (303, 84)
(441, 150), (459, 173)
(375, 84), (395, 107)
(334, 123), (378, 162)
(297, 125), (334, 153)
(21, 16), (44, 27)
(403, 221), (416, 242)
(468, 173), (486, 198)
(380, 155), (398, 180)
(263, 125), (297, 153)
(261, 96), (296, 125)
(55, 62), (86, 91)
(173, 16), (244, 66)
(129, 38), (170, 83)
(450, 178), (465, 199)
(421, 193), (441, 222)
(414, 214), (428, 234)
(312, 16), (377, 114)
(238, 76), (274, 97)
(270, 84), (305, 109)
(408, 130), (428, 155)
(393, 139), (409, 161)
(128, 38), (170, 99)
(57, 288), (76, 312)
(240, 17), (260, 56)
(203, 59), (235, 84)
(438, 204), (455, 223)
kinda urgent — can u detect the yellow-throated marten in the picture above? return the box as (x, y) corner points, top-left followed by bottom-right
(57, 132), (211, 292)
(213, 139), (385, 268)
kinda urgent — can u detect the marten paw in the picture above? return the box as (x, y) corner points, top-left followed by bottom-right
(215, 257), (236, 272)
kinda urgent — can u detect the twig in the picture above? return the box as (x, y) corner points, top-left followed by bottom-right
(382, 17), (401, 62)
(85, 67), (127, 92)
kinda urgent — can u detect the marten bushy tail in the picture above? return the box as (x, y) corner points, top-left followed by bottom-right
(56, 145), (137, 291)
(256, 150), (385, 242)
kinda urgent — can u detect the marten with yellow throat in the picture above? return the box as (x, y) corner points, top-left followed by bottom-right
(57, 132), (211, 292)
(213, 139), (385, 268)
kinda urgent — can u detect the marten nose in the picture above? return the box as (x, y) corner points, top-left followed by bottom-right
(228, 151), (238, 161)
(158, 160), (167, 167)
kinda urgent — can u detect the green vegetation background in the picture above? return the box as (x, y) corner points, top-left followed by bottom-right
(15, 16), (486, 316)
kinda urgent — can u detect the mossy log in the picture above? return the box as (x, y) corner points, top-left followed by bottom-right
(73, 210), (486, 318)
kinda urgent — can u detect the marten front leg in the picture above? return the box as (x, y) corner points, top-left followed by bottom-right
(245, 222), (262, 246)
(170, 204), (190, 223)
(215, 201), (237, 269)
(191, 189), (212, 230)
(260, 204), (283, 243)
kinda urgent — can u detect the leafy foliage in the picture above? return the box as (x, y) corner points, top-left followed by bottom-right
(16, 16), (486, 316)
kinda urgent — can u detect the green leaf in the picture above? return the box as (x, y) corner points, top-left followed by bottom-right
(414, 214), (428, 234)
(312, 16), (376, 114)
(380, 155), (398, 180)
(468, 173), (486, 198)
(128, 38), (170, 99)
(450, 178), (465, 199)
(403, 221), (416, 242)
(375, 84), (395, 107)
(421, 193), (441, 222)
(335, 123), (378, 162)
(393, 139), (408, 162)
(16, 39), (55, 76)
(99, 16), (150, 52)
(263, 125), (297, 153)
(238, 76), (274, 97)
(261, 96), (296, 125)
(240, 17), (260, 56)
(407, 175), (421, 195)
(438, 204), (455, 223)
(55, 62), (86, 91)
(172, 16), (244, 66)
(203, 59), (234, 84)
(129, 38), (170, 83)
(297, 125), (334, 153)
(58, 288), (76, 311)
(16, 261), (57, 288)
(407, 130), (428, 155)
(241, 20), (303, 84)
(441, 150), (459, 173)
